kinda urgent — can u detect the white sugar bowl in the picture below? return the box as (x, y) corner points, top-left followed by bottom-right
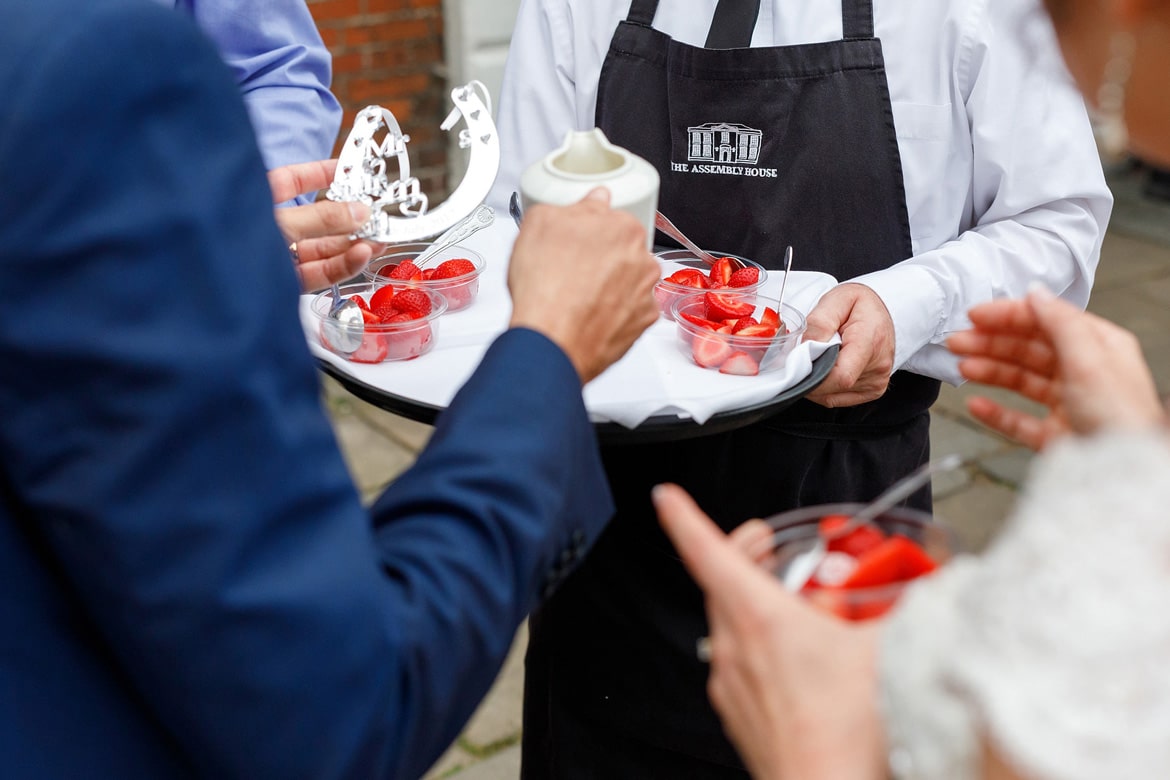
(519, 128), (659, 249)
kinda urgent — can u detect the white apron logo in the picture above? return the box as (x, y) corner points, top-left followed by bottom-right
(671, 122), (778, 178)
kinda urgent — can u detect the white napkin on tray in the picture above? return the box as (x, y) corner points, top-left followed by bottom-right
(300, 220), (841, 429)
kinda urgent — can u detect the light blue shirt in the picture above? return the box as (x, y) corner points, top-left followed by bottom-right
(158, 0), (343, 174)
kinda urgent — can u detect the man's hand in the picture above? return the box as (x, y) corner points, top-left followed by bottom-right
(269, 160), (384, 292)
(803, 283), (897, 408)
(653, 484), (886, 780)
(508, 188), (659, 384)
(947, 286), (1166, 450)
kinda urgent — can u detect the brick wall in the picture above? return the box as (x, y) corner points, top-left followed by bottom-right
(308, 0), (450, 199)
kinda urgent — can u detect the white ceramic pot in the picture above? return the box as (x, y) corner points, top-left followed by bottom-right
(519, 128), (660, 249)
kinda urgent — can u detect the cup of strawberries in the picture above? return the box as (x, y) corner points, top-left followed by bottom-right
(761, 503), (958, 621)
(363, 244), (485, 312)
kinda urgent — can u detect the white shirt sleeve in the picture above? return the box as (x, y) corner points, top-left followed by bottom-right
(880, 430), (1170, 780)
(856, 0), (1112, 384)
(491, 0), (589, 210)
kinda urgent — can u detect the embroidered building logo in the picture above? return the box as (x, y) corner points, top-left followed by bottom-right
(671, 122), (777, 178)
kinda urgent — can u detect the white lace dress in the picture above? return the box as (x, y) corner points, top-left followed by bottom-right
(880, 430), (1170, 780)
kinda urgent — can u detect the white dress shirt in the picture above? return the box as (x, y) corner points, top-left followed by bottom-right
(491, 0), (1113, 384)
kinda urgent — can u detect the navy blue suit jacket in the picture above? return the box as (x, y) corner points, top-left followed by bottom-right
(0, 1), (611, 776)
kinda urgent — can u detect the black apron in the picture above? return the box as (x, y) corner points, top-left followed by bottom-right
(523, 0), (940, 775)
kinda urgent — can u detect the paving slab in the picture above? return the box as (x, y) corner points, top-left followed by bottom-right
(423, 742), (479, 780)
(934, 477), (1019, 554)
(327, 412), (417, 497)
(461, 624), (528, 750)
(447, 745), (521, 780)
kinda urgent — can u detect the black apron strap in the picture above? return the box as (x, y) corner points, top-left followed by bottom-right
(842, 0), (875, 39)
(705, 0), (761, 49)
(626, 0), (659, 27)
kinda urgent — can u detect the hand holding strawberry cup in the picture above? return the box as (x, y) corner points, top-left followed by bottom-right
(653, 484), (887, 780)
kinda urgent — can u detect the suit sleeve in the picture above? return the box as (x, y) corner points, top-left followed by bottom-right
(0, 5), (610, 779)
(184, 0), (343, 175)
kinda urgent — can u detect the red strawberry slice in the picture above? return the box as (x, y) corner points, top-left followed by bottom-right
(731, 317), (759, 333)
(349, 294), (370, 312)
(360, 309), (382, 325)
(680, 312), (722, 331)
(708, 256), (735, 287)
(735, 324), (779, 339)
(692, 332), (733, 368)
(810, 551), (860, 587)
(666, 269), (707, 288)
(384, 314), (434, 360)
(442, 279), (477, 310)
(705, 292), (754, 321)
(393, 288), (433, 319)
(841, 535), (937, 589)
(432, 258), (476, 279)
(421, 268), (435, 281)
(819, 515), (887, 558)
(719, 351), (759, 376)
(369, 284), (398, 312)
(760, 307), (780, 329)
(373, 304), (399, 322)
(388, 260), (423, 281)
(727, 267), (760, 288)
(349, 331), (388, 363)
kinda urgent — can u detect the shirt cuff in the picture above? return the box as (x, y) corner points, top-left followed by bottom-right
(850, 263), (948, 375)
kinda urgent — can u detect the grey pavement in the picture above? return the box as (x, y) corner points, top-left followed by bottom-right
(320, 165), (1170, 778)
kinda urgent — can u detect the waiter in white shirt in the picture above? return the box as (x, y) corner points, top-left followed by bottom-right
(494, 0), (1112, 775)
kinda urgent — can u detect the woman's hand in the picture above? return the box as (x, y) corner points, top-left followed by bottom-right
(948, 286), (1166, 450)
(653, 484), (886, 780)
(269, 160), (384, 292)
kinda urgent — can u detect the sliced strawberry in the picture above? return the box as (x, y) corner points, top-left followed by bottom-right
(349, 332), (388, 363)
(735, 324), (779, 339)
(841, 536), (937, 589)
(432, 258), (476, 279)
(375, 265), (397, 279)
(680, 312), (722, 330)
(349, 294), (370, 312)
(360, 309), (382, 325)
(386, 260), (423, 281)
(666, 269), (707, 288)
(719, 351), (759, 376)
(810, 551), (859, 587)
(421, 268), (436, 281)
(384, 314), (434, 360)
(727, 266), (760, 288)
(731, 317), (759, 334)
(705, 292), (755, 321)
(708, 256), (735, 287)
(848, 594), (900, 621)
(373, 304), (399, 322)
(369, 284), (397, 312)
(692, 332), (733, 368)
(819, 515), (887, 558)
(760, 307), (780, 329)
(393, 288), (433, 318)
(440, 279), (477, 310)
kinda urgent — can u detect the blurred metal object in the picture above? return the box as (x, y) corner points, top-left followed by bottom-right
(326, 82), (500, 244)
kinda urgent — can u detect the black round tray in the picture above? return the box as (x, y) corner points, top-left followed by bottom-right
(319, 344), (838, 445)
